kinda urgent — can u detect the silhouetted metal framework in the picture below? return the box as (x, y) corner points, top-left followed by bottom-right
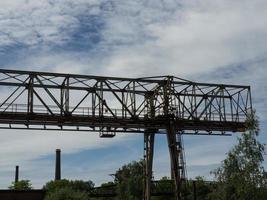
(0, 69), (252, 200)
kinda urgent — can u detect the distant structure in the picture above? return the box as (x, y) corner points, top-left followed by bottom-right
(0, 69), (252, 200)
(15, 165), (19, 183)
(55, 149), (61, 180)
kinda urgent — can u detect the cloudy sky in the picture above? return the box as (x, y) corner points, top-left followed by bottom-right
(0, 0), (267, 188)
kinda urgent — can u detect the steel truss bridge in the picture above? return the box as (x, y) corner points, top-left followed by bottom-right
(0, 69), (252, 200)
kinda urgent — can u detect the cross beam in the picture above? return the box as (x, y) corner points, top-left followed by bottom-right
(0, 69), (251, 133)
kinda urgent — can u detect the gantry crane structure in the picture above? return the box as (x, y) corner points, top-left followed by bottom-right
(0, 69), (252, 200)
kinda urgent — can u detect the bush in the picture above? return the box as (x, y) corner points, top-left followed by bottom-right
(44, 187), (88, 200)
(8, 180), (33, 190)
(43, 179), (94, 200)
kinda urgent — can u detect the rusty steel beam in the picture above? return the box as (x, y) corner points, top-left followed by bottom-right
(144, 130), (155, 200)
(0, 69), (252, 133)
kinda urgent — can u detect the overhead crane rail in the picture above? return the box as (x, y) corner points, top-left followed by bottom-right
(0, 69), (251, 134)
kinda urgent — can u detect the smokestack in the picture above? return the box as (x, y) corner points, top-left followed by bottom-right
(15, 166), (19, 183)
(55, 149), (61, 181)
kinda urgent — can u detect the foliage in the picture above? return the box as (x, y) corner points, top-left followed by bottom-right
(184, 176), (214, 200)
(114, 160), (144, 200)
(43, 179), (71, 193)
(69, 180), (94, 192)
(110, 162), (213, 200)
(43, 179), (94, 200)
(209, 112), (267, 200)
(100, 181), (115, 187)
(152, 176), (174, 200)
(44, 187), (88, 200)
(43, 179), (94, 192)
(91, 182), (116, 200)
(8, 180), (33, 190)
(245, 110), (260, 136)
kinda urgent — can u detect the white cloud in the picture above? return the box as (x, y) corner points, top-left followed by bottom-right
(96, 0), (267, 77)
(151, 134), (238, 180)
(0, 130), (129, 168)
(0, 0), (101, 48)
(4, 0), (267, 79)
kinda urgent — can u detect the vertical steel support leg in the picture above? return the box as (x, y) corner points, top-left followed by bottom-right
(61, 77), (70, 115)
(65, 77), (70, 113)
(27, 75), (34, 114)
(193, 180), (197, 200)
(166, 120), (182, 200)
(144, 130), (155, 200)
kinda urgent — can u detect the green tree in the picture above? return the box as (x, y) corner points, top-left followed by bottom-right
(185, 176), (213, 200)
(43, 179), (94, 192)
(43, 179), (94, 200)
(152, 176), (174, 200)
(44, 187), (88, 200)
(69, 180), (94, 192)
(100, 181), (115, 187)
(8, 180), (33, 190)
(43, 179), (71, 193)
(92, 182), (116, 200)
(114, 160), (144, 200)
(209, 113), (267, 200)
